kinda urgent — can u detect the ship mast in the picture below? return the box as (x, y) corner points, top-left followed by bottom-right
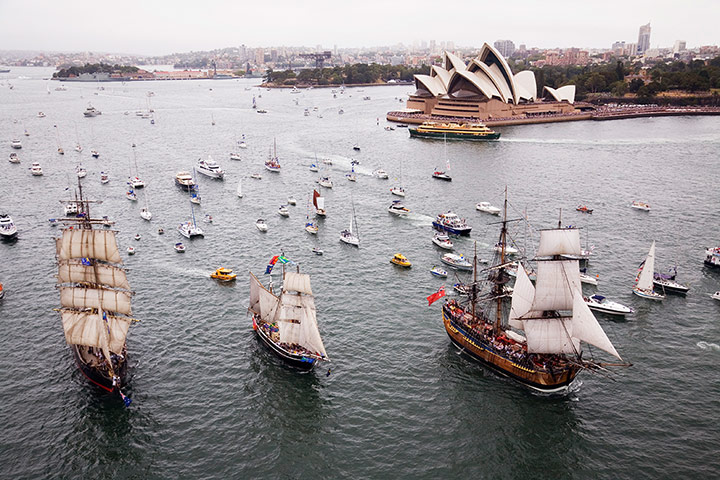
(495, 187), (508, 332)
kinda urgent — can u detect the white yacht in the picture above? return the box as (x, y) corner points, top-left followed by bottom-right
(10, 139), (22, 149)
(178, 220), (204, 238)
(30, 162), (43, 176)
(175, 171), (195, 190)
(441, 253), (473, 271)
(230, 152), (242, 161)
(9, 153), (20, 163)
(476, 202), (501, 215)
(0, 214), (18, 239)
(255, 218), (268, 232)
(317, 177), (333, 188)
(83, 104), (102, 117)
(584, 295), (633, 316)
(387, 200), (410, 216)
(278, 205), (290, 217)
(287, 196), (297, 206)
(373, 169), (389, 179)
(432, 232), (454, 250)
(196, 157), (225, 179)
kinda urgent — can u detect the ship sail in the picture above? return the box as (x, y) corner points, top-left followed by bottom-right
(249, 272), (279, 318)
(56, 229), (122, 264)
(61, 311), (132, 354)
(57, 261), (130, 290)
(536, 228), (582, 257)
(635, 240), (656, 291)
(60, 287), (132, 315)
(275, 272), (327, 357)
(571, 294), (622, 360)
(531, 259), (581, 312)
(508, 264), (535, 329)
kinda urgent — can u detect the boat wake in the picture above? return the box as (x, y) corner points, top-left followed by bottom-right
(696, 341), (720, 352)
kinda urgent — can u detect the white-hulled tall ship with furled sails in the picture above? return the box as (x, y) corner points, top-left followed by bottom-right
(442, 196), (627, 393)
(55, 184), (135, 402)
(249, 268), (328, 370)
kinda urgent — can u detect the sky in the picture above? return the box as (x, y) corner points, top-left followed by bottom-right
(0, 0), (716, 56)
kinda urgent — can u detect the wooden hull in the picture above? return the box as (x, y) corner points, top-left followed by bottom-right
(70, 344), (128, 393)
(443, 312), (579, 393)
(253, 317), (317, 371)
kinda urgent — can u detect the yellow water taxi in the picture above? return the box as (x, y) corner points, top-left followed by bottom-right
(390, 253), (412, 268)
(211, 267), (237, 282)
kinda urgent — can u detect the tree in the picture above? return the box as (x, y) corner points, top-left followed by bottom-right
(585, 73), (606, 93)
(628, 78), (645, 93)
(611, 81), (628, 96)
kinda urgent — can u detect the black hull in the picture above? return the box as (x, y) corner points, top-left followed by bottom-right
(71, 345), (128, 392)
(704, 260), (720, 269)
(254, 324), (317, 371)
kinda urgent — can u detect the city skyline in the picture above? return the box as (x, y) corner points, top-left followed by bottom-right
(0, 0), (717, 56)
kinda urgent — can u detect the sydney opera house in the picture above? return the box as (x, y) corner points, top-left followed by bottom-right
(405, 43), (578, 121)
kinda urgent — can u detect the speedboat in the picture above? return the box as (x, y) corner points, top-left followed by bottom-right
(430, 265), (448, 277)
(309, 163), (319, 172)
(712, 291), (720, 301)
(584, 295), (633, 316)
(388, 200), (410, 216)
(317, 177), (333, 188)
(134, 234), (141, 241)
(305, 221), (319, 234)
(493, 242), (518, 255)
(374, 169), (389, 179)
(432, 232), (453, 250)
(441, 253), (473, 271)
(390, 186), (405, 197)
(196, 157), (225, 179)
(255, 218), (268, 232)
(8, 153), (19, 163)
(631, 201), (651, 211)
(178, 221), (204, 238)
(211, 267), (237, 282)
(230, 152), (242, 161)
(476, 202), (501, 215)
(0, 214), (18, 239)
(127, 246), (136, 255)
(37, 112), (46, 118)
(576, 205), (593, 214)
(312, 247), (324, 255)
(75, 144), (82, 153)
(432, 170), (451, 181)
(287, 196), (297, 206)
(203, 214), (213, 223)
(10, 139), (22, 149)
(91, 150), (100, 158)
(100, 172), (109, 184)
(278, 205), (290, 217)
(390, 253), (411, 268)
(433, 211), (471, 236)
(30, 163), (43, 176)
(175, 171), (195, 190)
(250, 173), (262, 180)
(76, 166), (87, 178)
(174, 242), (186, 253)
(140, 208), (152, 221)
(83, 105), (102, 117)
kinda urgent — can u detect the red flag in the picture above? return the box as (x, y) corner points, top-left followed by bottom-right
(427, 286), (446, 306)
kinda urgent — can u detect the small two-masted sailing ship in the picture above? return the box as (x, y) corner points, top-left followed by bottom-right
(56, 182), (134, 402)
(442, 196), (625, 393)
(249, 263), (328, 370)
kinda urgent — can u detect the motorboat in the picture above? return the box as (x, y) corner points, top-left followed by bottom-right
(174, 242), (186, 253)
(203, 214), (213, 223)
(432, 232), (454, 250)
(57, 148), (64, 155)
(140, 208), (152, 221)
(75, 144), (82, 153)
(584, 295), (633, 316)
(653, 269), (689, 294)
(255, 218), (268, 232)
(712, 291), (720, 301)
(100, 172), (109, 184)
(76, 166), (87, 178)
(309, 163), (319, 172)
(30, 162), (43, 176)
(631, 201), (651, 211)
(127, 246), (136, 255)
(64, 203), (78, 216)
(305, 221), (319, 234)
(351, 159), (360, 166)
(493, 242), (518, 255)
(83, 104), (102, 117)
(37, 112), (46, 118)
(441, 253), (473, 271)
(579, 271), (598, 285)
(322, 158), (333, 166)
(278, 205), (290, 217)
(238, 141), (247, 149)
(101, 215), (112, 227)
(230, 152), (242, 161)
(312, 247), (324, 255)
(9, 153), (19, 163)
(454, 283), (470, 295)
(287, 196), (297, 206)
(390, 253), (412, 268)
(432, 170), (452, 181)
(175, 171), (195, 190)
(576, 205), (593, 214)
(476, 202), (501, 215)
(250, 173), (262, 180)
(317, 177), (333, 188)
(374, 169), (389, 179)
(134, 234), (141, 241)
(126, 189), (137, 201)
(48, 218), (59, 227)
(211, 267), (237, 282)
(387, 200), (410, 216)
(506, 262), (538, 282)
(433, 211), (471, 236)
(91, 150), (100, 158)
(0, 214), (18, 239)
(158, 228), (165, 235)
(178, 220), (204, 238)
(10, 139), (22, 149)
(346, 173), (357, 182)
(430, 266), (448, 278)
(352, 144), (359, 150)
(196, 157), (225, 179)
(705, 247), (720, 268)
(390, 186), (405, 197)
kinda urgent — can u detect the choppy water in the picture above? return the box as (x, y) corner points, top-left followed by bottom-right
(1, 67), (720, 479)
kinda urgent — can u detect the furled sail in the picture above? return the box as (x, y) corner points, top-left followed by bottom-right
(275, 292), (327, 357)
(635, 240), (656, 291)
(57, 261), (130, 290)
(508, 265), (535, 329)
(523, 317), (579, 355)
(282, 272), (313, 296)
(536, 228), (582, 257)
(60, 287), (132, 315)
(61, 310), (131, 353)
(56, 229), (122, 264)
(531, 259), (581, 312)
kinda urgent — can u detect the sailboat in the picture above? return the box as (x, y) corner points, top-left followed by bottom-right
(312, 189), (326, 217)
(632, 240), (665, 300)
(265, 139), (281, 172)
(140, 188), (152, 221)
(391, 161), (405, 196)
(432, 134), (452, 181)
(56, 181), (134, 403)
(339, 199), (360, 247)
(190, 168), (201, 204)
(178, 202), (204, 238)
(249, 265), (329, 370)
(441, 192), (626, 393)
(54, 125), (64, 155)
(129, 146), (145, 188)
(236, 178), (243, 198)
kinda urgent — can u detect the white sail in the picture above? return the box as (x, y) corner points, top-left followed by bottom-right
(56, 229), (122, 264)
(636, 240), (656, 291)
(508, 265), (535, 329)
(531, 260), (581, 312)
(237, 179), (243, 197)
(282, 272), (313, 296)
(536, 228), (582, 257)
(571, 294), (622, 360)
(316, 196), (325, 211)
(60, 287), (132, 315)
(275, 293), (327, 357)
(61, 310), (131, 354)
(249, 272), (280, 319)
(523, 317), (579, 355)
(57, 261), (130, 290)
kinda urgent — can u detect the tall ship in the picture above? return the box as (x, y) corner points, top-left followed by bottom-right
(249, 264), (328, 370)
(441, 196), (625, 393)
(55, 183), (134, 403)
(409, 121), (500, 141)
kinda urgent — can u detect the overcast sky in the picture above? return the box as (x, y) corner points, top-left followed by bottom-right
(0, 0), (716, 56)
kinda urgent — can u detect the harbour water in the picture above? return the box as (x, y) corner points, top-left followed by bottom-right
(1, 67), (720, 478)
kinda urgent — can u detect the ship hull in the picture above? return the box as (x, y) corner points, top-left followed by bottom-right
(443, 313), (579, 393)
(70, 344), (128, 393)
(409, 129), (501, 141)
(432, 221), (471, 236)
(253, 318), (317, 371)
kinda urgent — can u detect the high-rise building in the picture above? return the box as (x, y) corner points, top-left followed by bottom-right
(637, 23), (651, 55)
(673, 40), (687, 55)
(493, 39), (515, 58)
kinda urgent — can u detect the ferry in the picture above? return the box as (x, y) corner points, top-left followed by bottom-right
(409, 122), (500, 141)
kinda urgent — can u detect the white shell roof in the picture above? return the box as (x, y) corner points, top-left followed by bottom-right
(544, 85), (576, 104)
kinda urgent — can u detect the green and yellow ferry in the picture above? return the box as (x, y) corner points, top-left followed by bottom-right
(409, 121), (500, 141)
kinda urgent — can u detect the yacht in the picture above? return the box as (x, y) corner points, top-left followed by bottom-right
(432, 170), (451, 181)
(9, 153), (20, 163)
(10, 139), (22, 149)
(317, 177), (333, 188)
(432, 211), (471, 236)
(230, 152), (242, 161)
(374, 169), (389, 179)
(76, 166), (87, 178)
(130, 176), (145, 188)
(30, 162), (43, 176)
(0, 214), (18, 239)
(440, 253), (473, 271)
(432, 232), (454, 250)
(178, 220), (204, 238)
(631, 201), (651, 211)
(175, 171), (195, 190)
(387, 200), (410, 216)
(278, 205), (290, 217)
(476, 202), (501, 215)
(584, 295), (633, 316)
(255, 219), (268, 232)
(196, 157), (225, 179)
(83, 104), (102, 117)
